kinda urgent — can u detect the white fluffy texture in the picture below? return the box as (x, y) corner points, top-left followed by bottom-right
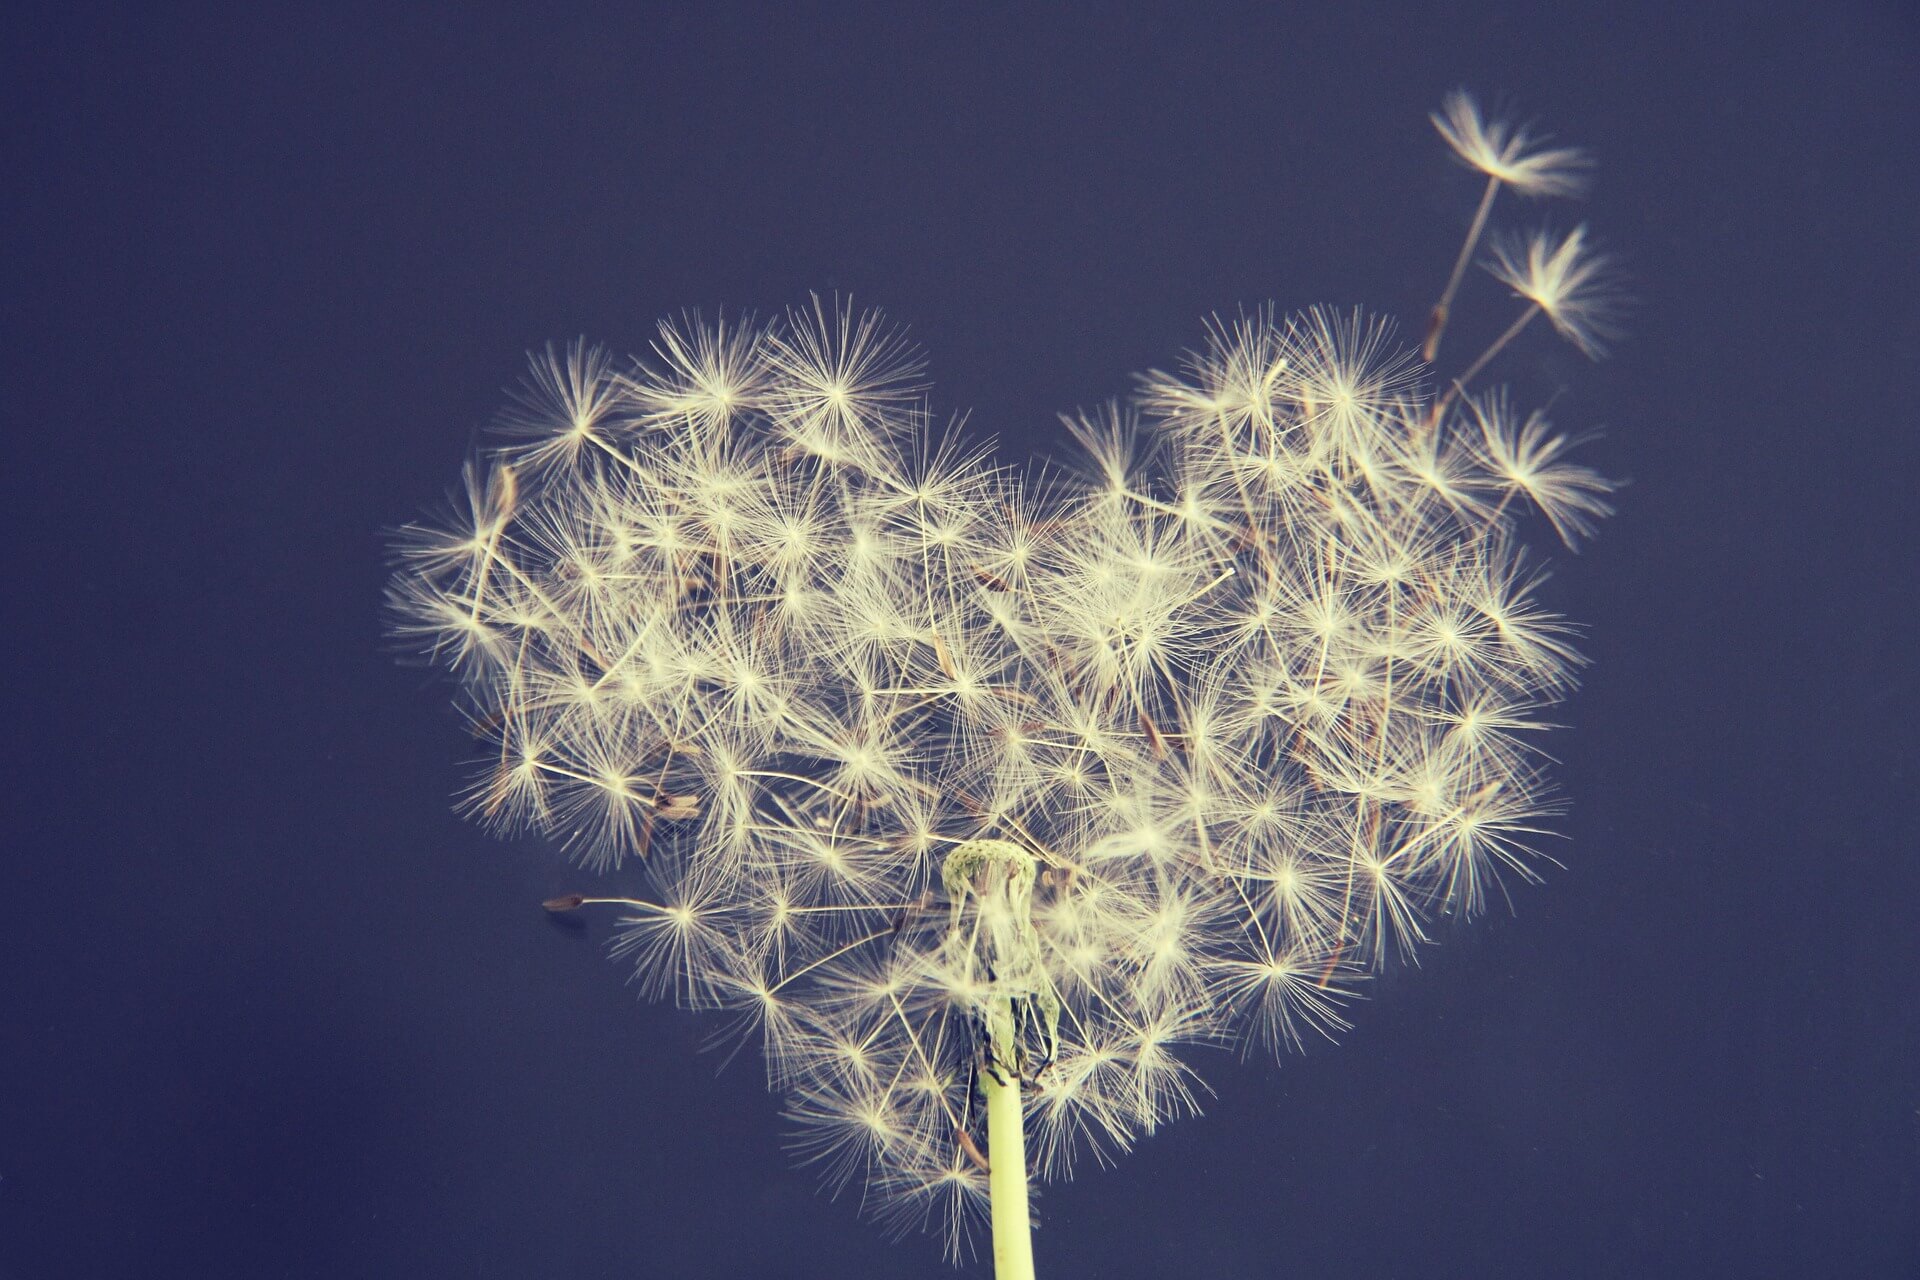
(391, 102), (1616, 1262)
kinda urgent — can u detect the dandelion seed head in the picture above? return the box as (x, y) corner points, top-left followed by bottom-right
(390, 96), (1620, 1260)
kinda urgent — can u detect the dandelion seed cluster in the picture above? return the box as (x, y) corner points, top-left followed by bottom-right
(390, 93), (1614, 1260)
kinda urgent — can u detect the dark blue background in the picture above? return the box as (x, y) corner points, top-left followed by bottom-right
(6, 3), (1915, 1277)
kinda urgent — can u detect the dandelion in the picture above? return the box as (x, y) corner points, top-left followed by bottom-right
(1430, 89), (1593, 198)
(1486, 223), (1622, 357)
(390, 93), (1620, 1278)
(1430, 221), (1621, 425)
(1467, 389), (1616, 547)
(1424, 90), (1593, 362)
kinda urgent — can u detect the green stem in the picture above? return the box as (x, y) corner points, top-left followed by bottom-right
(985, 1002), (1036, 1280)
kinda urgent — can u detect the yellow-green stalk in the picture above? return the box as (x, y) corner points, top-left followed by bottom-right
(984, 1000), (1035, 1280)
(942, 840), (1056, 1279)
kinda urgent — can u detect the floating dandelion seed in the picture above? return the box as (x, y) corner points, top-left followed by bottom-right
(390, 94), (1621, 1278)
(1430, 89), (1593, 198)
(1423, 89), (1594, 363)
(1486, 223), (1622, 358)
